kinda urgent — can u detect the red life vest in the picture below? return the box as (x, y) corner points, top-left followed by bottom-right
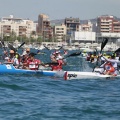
(51, 60), (63, 71)
(104, 63), (115, 73)
(27, 59), (41, 70)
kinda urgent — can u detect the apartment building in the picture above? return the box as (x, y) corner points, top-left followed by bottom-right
(0, 15), (35, 38)
(97, 15), (120, 33)
(96, 15), (120, 42)
(37, 14), (52, 41)
(64, 17), (80, 34)
(54, 24), (66, 42)
(79, 21), (92, 32)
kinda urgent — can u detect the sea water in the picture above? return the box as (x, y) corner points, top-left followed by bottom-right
(0, 49), (120, 120)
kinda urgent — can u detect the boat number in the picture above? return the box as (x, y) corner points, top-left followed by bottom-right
(6, 65), (12, 69)
(68, 73), (77, 78)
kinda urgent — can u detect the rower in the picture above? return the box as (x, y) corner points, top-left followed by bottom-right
(90, 52), (98, 63)
(47, 56), (63, 71)
(26, 52), (41, 70)
(81, 50), (88, 57)
(7, 50), (20, 68)
(101, 54), (119, 76)
(21, 48), (31, 63)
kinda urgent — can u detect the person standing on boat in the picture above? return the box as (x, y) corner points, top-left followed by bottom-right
(26, 53), (41, 70)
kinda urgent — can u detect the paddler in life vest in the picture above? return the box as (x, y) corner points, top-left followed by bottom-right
(86, 52), (92, 61)
(48, 56), (63, 71)
(26, 53), (41, 70)
(7, 50), (20, 68)
(81, 50), (88, 57)
(21, 48), (30, 63)
(102, 54), (119, 76)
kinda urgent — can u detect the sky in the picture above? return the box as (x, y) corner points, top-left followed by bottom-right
(0, 0), (120, 21)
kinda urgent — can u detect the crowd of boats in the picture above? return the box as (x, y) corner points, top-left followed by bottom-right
(0, 38), (120, 80)
(12, 40), (119, 52)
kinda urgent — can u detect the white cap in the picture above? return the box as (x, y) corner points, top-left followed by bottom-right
(56, 56), (63, 60)
(55, 51), (60, 54)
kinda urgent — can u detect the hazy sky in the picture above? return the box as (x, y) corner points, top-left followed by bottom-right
(0, 0), (119, 21)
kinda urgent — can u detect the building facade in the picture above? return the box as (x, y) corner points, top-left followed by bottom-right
(37, 14), (52, 41)
(79, 20), (93, 32)
(97, 15), (120, 43)
(54, 24), (66, 42)
(97, 15), (120, 33)
(64, 17), (80, 35)
(0, 15), (35, 38)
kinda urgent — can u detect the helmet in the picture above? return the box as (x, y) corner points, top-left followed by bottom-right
(10, 50), (14, 54)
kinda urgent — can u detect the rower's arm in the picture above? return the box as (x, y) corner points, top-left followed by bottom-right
(102, 56), (119, 63)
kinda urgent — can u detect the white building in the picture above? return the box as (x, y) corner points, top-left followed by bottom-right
(54, 24), (66, 42)
(73, 31), (96, 42)
(0, 15), (35, 38)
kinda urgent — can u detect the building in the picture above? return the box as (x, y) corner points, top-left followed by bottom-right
(37, 14), (52, 41)
(54, 24), (66, 42)
(79, 20), (93, 32)
(97, 15), (120, 33)
(97, 15), (120, 42)
(64, 17), (80, 35)
(0, 15), (35, 39)
(73, 31), (96, 43)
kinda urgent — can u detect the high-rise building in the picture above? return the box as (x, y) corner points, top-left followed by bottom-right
(54, 24), (66, 42)
(97, 15), (120, 33)
(64, 17), (80, 34)
(37, 14), (52, 41)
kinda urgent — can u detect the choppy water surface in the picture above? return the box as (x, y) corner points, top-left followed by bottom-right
(0, 49), (120, 120)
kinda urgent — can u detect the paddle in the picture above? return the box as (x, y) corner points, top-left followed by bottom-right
(37, 50), (47, 55)
(8, 42), (25, 52)
(0, 40), (6, 51)
(8, 43), (16, 52)
(43, 62), (59, 66)
(93, 38), (108, 71)
(17, 42), (25, 50)
(65, 52), (81, 58)
(43, 45), (50, 51)
(100, 38), (108, 53)
(114, 48), (120, 54)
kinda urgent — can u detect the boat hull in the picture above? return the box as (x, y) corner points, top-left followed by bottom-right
(0, 64), (57, 76)
(64, 71), (120, 80)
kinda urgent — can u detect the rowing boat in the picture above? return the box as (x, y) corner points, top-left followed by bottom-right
(64, 71), (120, 80)
(0, 64), (57, 76)
(1, 64), (119, 80)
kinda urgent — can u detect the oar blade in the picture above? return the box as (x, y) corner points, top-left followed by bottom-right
(67, 52), (81, 57)
(8, 43), (17, 52)
(100, 38), (108, 53)
(18, 42), (25, 49)
(43, 45), (50, 50)
(114, 48), (120, 53)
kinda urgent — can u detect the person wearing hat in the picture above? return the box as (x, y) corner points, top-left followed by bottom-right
(21, 48), (31, 63)
(7, 50), (20, 68)
(24, 52), (41, 70)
